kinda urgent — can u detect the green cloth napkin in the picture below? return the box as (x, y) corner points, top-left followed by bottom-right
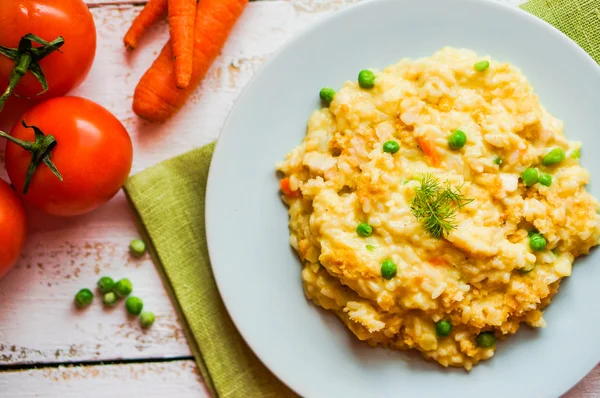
(124, 1), (599, 396)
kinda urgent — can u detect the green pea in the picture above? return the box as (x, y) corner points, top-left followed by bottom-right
(74, 288), (94, 308)
(380, 259), (397, 280)
(435, 320), (452, 337)
(493, 156), (503, 166)
(571, 148), (581, 159)
(521, 168), (539, 187)
(125, 296), (144, 316)
(476, 332), (496, 348)
(383, 140), (400, 154)
(448, 130), (467, 150)
(529, 233), (547, 251)
(519, 263), (535, 274)
(365, 245), (376, 252)
(319, 87), (336, 105)
(474, 60), (490, 72)
(538, 173), (552, 187)
(97, 276), (115, 294)
(541, 148), (565, 166)
(356, 222), (373, 237)
(129, 239), (147, 258)
(140, 311), (155, 328)
(103, 292), (118, 307)
(114, 278), (133, 298)
(358, 70), (375, 89)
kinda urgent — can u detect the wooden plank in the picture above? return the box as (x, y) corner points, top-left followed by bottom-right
(0, 360), (209, 398)
(0, 359), (597, 397)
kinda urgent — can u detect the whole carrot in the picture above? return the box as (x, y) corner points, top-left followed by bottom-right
(133, 0), (248, 122)
(168, 0), (196, 89)
(124, 0), (168, 51)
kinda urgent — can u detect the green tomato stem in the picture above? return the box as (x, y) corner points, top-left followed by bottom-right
(0, 34), (65, 112)
(0, 122), (63, 194)
(0, 53), (32, 111)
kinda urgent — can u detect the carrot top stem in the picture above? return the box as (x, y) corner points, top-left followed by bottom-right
(0, 34), (65, 111)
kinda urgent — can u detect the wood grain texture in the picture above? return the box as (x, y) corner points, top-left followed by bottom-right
(0, 0), (369, 368)
(1, 0), (599, 396)
(0, 360), (209, 397)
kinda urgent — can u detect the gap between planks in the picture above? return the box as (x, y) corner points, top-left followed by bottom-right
(0, 355), (193, 372)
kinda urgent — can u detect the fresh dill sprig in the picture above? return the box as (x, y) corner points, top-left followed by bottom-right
(410, 173), (473, 238)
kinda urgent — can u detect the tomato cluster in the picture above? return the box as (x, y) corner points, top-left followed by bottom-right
(0, 1), (133, 279)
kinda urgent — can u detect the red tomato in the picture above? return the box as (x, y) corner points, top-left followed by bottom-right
(0, 179), (27, 280)
(5, 97), (133, 217)
(0, 0), (96, 103)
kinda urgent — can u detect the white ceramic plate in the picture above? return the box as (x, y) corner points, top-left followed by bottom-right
(206, 0), (600, 396)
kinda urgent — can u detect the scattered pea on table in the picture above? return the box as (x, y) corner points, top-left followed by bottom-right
(97, 276), (115, 294)
(448, 130), (467, 150)
(103, 292), (118, 307)
(114, 278), (133, 298)
(129, 239), (147, 257)
(476, 332), (496, 348)
(74, 288), (94, 308)
(358, 70), (375, 89)
(521, 167), (539, 187)
(542, 148), (565, 166)
(140, 311), (155, 328)
(126, 296), (144, 316)
(380, 259), (397, 280)
(356, 222), (373, 237)
(383, 140), (400, 154)
(474, 60), (490, 72)
(319, 87), (336, 106)
(435, 320), (452, 337)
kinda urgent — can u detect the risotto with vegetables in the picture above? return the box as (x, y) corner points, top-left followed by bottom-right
(276, 47), (600, 369)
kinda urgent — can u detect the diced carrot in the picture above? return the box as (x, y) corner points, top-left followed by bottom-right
(280, 178), (300, 198)
(429, 257), (448, 267)
(417, 137), (441, 167)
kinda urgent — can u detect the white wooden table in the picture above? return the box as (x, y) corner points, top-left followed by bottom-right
(0, 0), (598, 396)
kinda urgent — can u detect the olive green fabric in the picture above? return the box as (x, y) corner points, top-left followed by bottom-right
(521, 0), (600, 65)
(124, 143), (295, 398)
(123, 2), (599, 396)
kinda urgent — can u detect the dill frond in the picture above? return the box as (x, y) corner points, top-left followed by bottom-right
(410, 173), (473, 238)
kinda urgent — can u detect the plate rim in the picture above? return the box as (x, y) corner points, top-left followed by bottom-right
(205, 0), (600, 396)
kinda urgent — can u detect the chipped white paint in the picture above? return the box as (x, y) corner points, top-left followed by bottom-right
(0, 0), (597, 396)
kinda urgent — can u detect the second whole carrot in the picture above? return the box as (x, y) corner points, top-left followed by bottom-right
(123, 0), (168, 51)
(168, 0), (196, 89)
(133, 0), (248, 122)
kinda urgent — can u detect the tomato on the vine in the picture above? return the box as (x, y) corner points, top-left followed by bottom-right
(3, 96), (133, 217)
(0, 0), (96, 109)
(0, 179), (27, 280)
